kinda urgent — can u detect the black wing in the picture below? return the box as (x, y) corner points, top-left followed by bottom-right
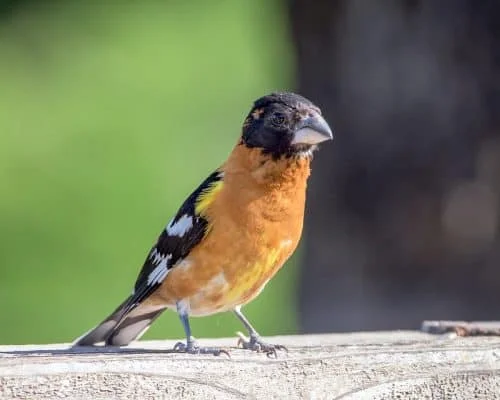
(119, 170), (224, 316)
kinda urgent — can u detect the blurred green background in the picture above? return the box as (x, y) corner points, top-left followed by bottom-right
(0, 0), (298, 344)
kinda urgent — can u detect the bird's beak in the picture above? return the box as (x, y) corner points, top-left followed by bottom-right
(291, 113), (333, 145)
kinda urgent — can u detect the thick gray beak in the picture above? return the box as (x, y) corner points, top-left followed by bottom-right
(291, 113), (333, 145)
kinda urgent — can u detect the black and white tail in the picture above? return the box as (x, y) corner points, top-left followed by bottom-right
(73, 297), (167, 346)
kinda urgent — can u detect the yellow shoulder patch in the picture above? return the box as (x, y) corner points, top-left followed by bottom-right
(195, 178), (224, 215)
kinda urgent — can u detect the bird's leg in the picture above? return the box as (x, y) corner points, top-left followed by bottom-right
(234, 306), (287, 357)
(173, 301), (230, 357)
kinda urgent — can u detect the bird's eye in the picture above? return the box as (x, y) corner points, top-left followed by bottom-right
(271, 113), (286, 127)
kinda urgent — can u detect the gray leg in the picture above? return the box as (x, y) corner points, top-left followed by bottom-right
(173, 301), (229, 357)
(233, 306), (287, 357)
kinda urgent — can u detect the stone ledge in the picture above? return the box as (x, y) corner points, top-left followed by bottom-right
(1, 331), (500, 399)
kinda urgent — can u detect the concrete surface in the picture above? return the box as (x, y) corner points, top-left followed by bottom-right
(1, 331), (500, 399)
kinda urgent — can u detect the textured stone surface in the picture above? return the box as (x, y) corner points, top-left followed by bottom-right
(1, 332), (500, 399)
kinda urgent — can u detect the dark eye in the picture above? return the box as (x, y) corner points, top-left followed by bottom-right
(271, 112), (286, 127)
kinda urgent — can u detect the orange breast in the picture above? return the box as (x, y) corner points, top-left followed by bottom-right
(158, 145), (311, 316)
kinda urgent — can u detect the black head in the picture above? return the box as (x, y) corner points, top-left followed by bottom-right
(241, 92), (333, 158)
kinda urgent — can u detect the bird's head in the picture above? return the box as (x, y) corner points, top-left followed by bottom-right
(241, 92), (333, 159)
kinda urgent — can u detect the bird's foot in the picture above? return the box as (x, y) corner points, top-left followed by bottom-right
(236, 332), (288, 358)
(173, 338), (230, 357)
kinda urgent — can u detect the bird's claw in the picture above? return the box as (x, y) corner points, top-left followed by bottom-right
(173, 340), (230, 358)
(236, 332), (288, 358)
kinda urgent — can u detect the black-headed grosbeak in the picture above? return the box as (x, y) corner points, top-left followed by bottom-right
(75, 92), (332, 356)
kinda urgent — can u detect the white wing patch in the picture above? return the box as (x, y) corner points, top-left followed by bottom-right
(149, 248), (166, 265)
(147, 249), (172, 286)
(166, 214), (193, 237)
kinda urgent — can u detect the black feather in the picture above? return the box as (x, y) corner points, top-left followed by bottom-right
(114, 170), (223, 323)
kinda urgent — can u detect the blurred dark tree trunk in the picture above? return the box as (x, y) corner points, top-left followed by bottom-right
(290, 0), (500, 332)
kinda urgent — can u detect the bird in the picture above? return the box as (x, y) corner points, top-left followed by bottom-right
(74, 91), (333, 356)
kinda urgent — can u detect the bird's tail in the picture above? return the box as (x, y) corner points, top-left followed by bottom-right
(73, 296), (167, 347)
